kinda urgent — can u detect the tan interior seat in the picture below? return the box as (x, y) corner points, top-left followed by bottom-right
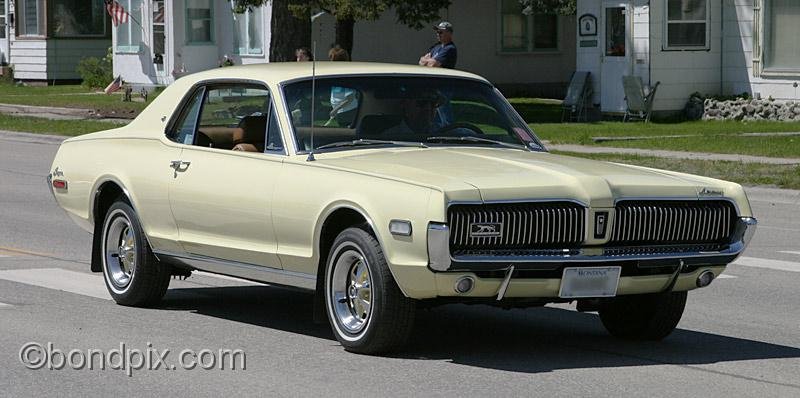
(232, 115), (267, 152)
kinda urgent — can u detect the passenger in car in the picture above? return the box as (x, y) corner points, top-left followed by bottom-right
(232, 115), (267, 152)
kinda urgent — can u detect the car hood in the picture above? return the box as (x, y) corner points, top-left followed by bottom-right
(318, 147), (732, 207)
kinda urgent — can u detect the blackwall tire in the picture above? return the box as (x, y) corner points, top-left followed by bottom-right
(324, 227), (415, 354)
(599, 291), (687, 341)
(101, 201), (170, 307)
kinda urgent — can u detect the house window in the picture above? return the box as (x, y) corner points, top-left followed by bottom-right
(153, 0), (165, 63)
(764, 0), (800, 73)
(115, 0), (142, 53)
(233, 6), (263, 55)
(664, 0), (709, 49)
(186, 0), (214, 44)
(499, 0), (558, 52)
(0, 0), (6, 39)
(17, 0), (45, 37)
(52, 0), (106, 37)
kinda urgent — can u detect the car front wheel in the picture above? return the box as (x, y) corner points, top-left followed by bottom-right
(598, 291), (687, 340)
(324, 227), (415, 354)
(101, 201), (171, 307)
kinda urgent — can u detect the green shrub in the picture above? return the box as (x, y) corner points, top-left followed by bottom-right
(0, 65), (13, 85)
(77, 48), (113, 89)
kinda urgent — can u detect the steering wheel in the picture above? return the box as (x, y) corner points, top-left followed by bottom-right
(434, 122), (485, 136)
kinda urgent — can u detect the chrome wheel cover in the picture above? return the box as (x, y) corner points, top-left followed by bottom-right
(103, 210), (136, 290)
(330, 247), (373, 334)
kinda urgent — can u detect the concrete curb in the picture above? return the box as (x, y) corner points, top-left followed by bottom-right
(0, 103), (132, 124)
(0, 103), (94, 117)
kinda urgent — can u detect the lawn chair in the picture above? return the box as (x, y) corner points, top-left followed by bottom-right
(561, 71), (592, 122)
(623, 76), (660, 122)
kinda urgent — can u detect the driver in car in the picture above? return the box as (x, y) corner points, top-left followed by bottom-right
(383, 92), (444, 137)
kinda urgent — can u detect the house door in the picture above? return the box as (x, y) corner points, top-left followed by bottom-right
(600, 2), (632, 113)
(0, 0), (8, 65)
(151, 0), (168, 83)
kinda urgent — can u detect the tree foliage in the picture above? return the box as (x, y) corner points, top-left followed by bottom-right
(519, 0), (576, 16)
(228, 0), (451, 57)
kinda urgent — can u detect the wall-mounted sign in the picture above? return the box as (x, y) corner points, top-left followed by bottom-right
(580, 40), (598, 48)
(579, 14), (597, 37)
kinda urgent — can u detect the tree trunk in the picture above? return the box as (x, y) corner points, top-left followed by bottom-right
(269, 0), (311, 62)
(334, 17), (355, 59)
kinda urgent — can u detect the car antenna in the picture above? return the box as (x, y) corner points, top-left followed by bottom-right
(307, 11), (327, 162)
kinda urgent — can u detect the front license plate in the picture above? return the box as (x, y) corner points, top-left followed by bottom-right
(558, 267), (621, 298)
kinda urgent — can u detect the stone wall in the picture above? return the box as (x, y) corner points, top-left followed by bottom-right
(704, 98), (800, 122)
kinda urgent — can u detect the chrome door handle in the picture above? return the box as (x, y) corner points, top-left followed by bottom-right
(170, 160), (191, 175)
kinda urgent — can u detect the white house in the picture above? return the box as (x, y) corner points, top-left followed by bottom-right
(576, 0), (800, 114)
(115, 0), (576, 97)
(113, 0), (272, 86)
(346, 0), (577, 98)
(1, 0), (110, 81)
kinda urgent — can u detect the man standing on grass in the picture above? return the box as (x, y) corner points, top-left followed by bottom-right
(419, 21), (457, 69)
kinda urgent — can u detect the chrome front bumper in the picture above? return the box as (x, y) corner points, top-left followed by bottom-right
(427, 217), (758, 272)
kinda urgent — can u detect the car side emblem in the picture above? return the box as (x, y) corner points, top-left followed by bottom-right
(594, 212), (609, 239)
(698, 187), (724, 196)
(470, 223), (502, 238)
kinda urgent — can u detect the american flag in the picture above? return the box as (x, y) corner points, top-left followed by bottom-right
(104, 76), (123, 94)
(105, 0), (129, 27)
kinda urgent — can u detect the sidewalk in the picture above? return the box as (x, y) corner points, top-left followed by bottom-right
(546, 143), (800, 165)
(0, 103), (131, 124)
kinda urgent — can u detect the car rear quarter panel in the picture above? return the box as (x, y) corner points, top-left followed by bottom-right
(51, 137), (183, 253)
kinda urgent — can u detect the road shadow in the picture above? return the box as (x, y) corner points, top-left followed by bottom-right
(160, 285), (800, 375)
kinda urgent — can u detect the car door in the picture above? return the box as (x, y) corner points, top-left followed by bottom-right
(166, 82), (286, 268)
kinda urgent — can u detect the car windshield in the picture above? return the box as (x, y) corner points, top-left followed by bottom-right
(282, 76), (544, 153)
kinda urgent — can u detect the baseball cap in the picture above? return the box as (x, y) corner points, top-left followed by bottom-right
(433, 21), (453, 32)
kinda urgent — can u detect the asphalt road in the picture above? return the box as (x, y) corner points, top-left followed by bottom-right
(1, 131), (799, 397)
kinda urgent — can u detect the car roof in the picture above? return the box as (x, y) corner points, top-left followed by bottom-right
(184, 61), (490, 85)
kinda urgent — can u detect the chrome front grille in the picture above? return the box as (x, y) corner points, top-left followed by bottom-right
(609, 200), (736, 245)
(448, 202), (585, 252)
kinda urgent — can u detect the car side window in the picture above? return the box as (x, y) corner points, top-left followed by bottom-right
(168, 83), (284, 154)
(167, 88), (205, 145)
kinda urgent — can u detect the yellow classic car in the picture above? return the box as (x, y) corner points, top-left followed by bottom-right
(49, 63), (757, 354)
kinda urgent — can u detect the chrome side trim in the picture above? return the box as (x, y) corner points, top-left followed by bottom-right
(427, 223), (451, 271)
(154, 251), (316, 290)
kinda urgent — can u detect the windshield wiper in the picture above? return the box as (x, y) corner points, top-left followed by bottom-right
(426, 136), (529, 151)
(316, 139), (428, 151)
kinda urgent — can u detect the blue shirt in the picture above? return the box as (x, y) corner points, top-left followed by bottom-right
(430, 42), (457, 69)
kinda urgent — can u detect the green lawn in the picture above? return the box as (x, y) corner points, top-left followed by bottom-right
(554, 151), (800, 190)
(529, 121), (800, 158)
(0, 114), (121, 136)
(507, 98), (563, 123)
(0, 83), (157, 117)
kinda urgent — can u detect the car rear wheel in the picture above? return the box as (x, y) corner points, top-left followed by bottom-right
(101, 201), (171, 307)
(598, 291), (687, 340)
(324, 227), (415, 354)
